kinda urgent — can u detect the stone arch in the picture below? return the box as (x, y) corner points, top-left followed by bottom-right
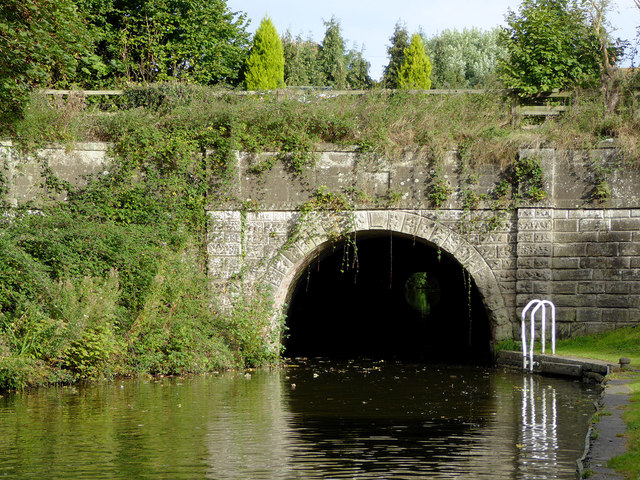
(264, 210), (512, 342)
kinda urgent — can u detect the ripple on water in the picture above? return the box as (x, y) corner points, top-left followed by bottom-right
(0, 360), (597, 479)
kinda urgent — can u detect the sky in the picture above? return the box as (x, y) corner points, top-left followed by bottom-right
(225, 0), (640, 80)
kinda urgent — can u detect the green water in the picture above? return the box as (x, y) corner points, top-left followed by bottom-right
(0, 360), (598, 479)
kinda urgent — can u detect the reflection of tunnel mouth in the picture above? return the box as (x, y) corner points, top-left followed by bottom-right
(284, 232), (492, 363)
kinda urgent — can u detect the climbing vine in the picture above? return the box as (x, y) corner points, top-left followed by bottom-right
(508, 155), (547, 203)
(427, 169), (453, 208)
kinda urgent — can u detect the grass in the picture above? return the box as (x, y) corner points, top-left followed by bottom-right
(555, 325), (640, 366)
(555, 326), (640, 480)
(5, 81), (640, 169)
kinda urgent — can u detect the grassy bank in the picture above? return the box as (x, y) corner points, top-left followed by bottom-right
(556, 327), (640, 480)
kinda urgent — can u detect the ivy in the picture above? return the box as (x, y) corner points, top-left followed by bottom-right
(509, 155), (547, 203)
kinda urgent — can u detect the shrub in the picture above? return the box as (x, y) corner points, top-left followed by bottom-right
(244, 17), (285, 90)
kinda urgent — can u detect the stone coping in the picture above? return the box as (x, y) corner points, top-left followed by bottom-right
(496, 350), (615, 380)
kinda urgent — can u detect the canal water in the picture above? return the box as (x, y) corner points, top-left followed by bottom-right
(0, 360), (598, 479)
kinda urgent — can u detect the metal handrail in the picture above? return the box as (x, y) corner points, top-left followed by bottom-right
(521, 299), (556, 371)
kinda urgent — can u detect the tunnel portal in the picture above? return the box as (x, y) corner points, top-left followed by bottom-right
(284, 232), (492, 363)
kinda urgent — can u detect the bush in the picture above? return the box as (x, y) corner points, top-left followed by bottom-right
(221, 287), (284, 367)
(126, 251), (236, 375)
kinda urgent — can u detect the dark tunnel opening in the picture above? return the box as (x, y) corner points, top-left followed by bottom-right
(284, 232), (492, 363)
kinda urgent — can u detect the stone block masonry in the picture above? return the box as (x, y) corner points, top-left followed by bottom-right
(551, 209), (640, 335)
(206, 145), (640, 342)
(2, 141), (639, 342)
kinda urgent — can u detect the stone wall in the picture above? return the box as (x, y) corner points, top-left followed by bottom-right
(2, 141), (639, 341)
(0, 141), (110, 206)
(550, 208), (640, 335)
(208, 145), (640, 342)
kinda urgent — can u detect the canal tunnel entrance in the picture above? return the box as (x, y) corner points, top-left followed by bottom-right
(284, 232), (492, 363)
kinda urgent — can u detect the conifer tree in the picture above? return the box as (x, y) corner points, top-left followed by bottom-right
(282, 30), (324, 86)
(397, 33), (432, 90)
(244, 16), (285, 90)
(382, 22), (410, 88)
(346, 48), (373, 89)
(319, 17), (347, 88)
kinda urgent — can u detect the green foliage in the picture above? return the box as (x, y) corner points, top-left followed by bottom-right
(304, 185), (353, 213)
(81, 0), (250, 86)
(499, 0), (603, 96)
(54, 274), (122, 378)
(346, 49), (374, 89)
(0, 356), (58, 391)
(590, 157), (613, 201)
(397, 34), (433, 90)
(0, 0), (93, 128)
(495, 338), (521, 351)
(427, 171), (452, 207)
(282, 31), (325, 87)
(319, 17), (347, 89)
(381, 188), (404, 206)
(127, 252), (236, 374)
(426, 28), (505, 89)
(383, 22), (410, 89)
(244, 17), (285, 90)
(285, 185), (355, 249)
(509, 155), (547, 202)
(1, 92), (298, 388)
(0, 273), (122, 383)
(221, 287), (283, 367)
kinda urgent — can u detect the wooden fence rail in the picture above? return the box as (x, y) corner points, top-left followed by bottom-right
(37, 87), (572, 122)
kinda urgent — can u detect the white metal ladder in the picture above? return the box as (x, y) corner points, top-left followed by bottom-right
(521, 299), (556, 372)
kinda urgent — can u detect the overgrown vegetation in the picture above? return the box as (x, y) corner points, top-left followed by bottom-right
(12, 82), (639, 161)
(1, 78), (639, 391)
(0, 89), (297, 390)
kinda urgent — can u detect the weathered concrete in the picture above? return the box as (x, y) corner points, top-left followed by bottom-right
(496, 350), (613, 380)
(3, 141), (640, 345)
(0, 141), (110, 205)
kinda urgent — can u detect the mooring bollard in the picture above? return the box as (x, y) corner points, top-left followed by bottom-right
(521, 299), (556, 372)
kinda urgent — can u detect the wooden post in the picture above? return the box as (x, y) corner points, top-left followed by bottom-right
(511, 93), (520, 128)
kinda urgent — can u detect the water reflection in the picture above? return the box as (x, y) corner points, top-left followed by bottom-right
(520, 376), (560, 479)
(0, 362), (597, 479)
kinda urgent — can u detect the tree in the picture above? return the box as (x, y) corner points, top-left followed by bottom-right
(79, 0), (251, 86)
(382, 21), (410, 88)
(499, 0), (602, 95)
(426, 28), (505, 89)
(346, 47), (373, 89)
(397, 33), (432, 90)
(585, 0), (625, 113)
(0, 0), (94, 127)
(319, 17), (347, 89)
(244, 16), (285, 90)
(282, 31), (325, 86)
